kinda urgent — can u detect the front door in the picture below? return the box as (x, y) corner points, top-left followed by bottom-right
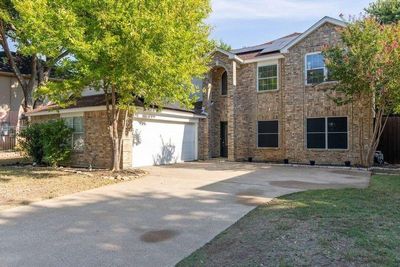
(220, 121), (228, 157)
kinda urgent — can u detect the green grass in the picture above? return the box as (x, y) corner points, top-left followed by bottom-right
(177, 175), (400, 267)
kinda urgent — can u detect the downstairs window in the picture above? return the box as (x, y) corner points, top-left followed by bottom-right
(63, 116), (85, 151)
(306, 117), (348, 149)
(257, 120), (279, 148)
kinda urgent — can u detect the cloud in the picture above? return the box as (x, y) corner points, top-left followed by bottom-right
(210, 0), (367, 21)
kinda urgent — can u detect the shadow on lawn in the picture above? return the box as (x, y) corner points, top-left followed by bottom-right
(177, 175), (400, 267)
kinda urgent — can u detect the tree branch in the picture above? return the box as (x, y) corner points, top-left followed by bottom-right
(0, 20), (26, 88)
(28, 55), (38, 90)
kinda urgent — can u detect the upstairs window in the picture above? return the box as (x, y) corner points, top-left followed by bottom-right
(257, 120), (279, 148)
(305, 52), (328, 84)
(258, 64), (278, 91)
(221, 71), (228, 95)
(63, 116), (85, 151)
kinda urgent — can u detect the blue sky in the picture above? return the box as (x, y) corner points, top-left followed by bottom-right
(208, 0), (373, 49)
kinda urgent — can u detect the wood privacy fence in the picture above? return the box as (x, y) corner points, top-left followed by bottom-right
(378, 116), (400, 164)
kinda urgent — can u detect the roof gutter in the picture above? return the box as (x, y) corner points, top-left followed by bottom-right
(26, 105), (206, 119)
(242, 53), (285, 64)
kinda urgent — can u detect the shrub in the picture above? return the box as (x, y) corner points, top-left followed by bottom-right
(19, 123), (44, 164)
(19, 120), (73, 166)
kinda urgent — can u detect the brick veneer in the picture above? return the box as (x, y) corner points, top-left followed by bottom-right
(205, 22), (373, 166)
(31, 111), (133, 169)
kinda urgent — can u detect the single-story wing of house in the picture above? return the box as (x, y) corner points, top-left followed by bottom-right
(26, 93), (206, 168)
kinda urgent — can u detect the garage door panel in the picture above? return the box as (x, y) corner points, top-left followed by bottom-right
(132, 120), (196, 167)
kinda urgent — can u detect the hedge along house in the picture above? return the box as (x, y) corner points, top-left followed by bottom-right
(26, 92), (205, 169)
(200, 16), (374, 166)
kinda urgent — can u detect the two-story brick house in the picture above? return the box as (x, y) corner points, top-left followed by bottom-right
(198, 16), (373, 166)
(27, 16), (374, 168)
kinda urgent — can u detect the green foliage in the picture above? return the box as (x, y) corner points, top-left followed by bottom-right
(19, 123), (43, 164)
(366, 0), (400, 24)
(19, 120), (73, 166)
(1, 0), (85, 59)
(324, 17), (400, 114)
(216, 39), (232, 51)
(32, 0), (213, 110)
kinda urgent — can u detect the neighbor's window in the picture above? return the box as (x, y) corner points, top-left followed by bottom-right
(306, 52), (328, 84)
(221, 71), (228, 95)
(306, 117), (348, 149)
(258, 64), (278, 91)
(257, 120), (279, 148)
(63, 116), (84, 151)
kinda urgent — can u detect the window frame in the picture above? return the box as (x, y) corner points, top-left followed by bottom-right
(61, 113), (85, 152)
(256, 120), (279, 149)
(305, 116), (349, 150)
(305, 52), (328, 85)
(257, 60), (279, 92)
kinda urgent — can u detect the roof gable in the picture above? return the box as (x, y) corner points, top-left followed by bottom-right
(212, 48), (244, 64)
(281, 16), (346, 53)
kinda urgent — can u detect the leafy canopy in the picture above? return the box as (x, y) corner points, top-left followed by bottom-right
(324, 17), (400, 114)
(366, 0), (400, 24)
(38, 0), (213, 110)
(0, 0), (85, 60)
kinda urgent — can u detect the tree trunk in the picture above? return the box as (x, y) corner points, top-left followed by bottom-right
(111, 119), (121, 172)
(105, 85), (124, 172)
(364, 104), (390, 167)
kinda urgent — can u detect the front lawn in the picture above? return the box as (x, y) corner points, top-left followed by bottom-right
(0, 166), (145, 210)
(178, 175), (400, 266)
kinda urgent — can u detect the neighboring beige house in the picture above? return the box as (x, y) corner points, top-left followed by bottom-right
(27, 16), (374, 168)
(0, 72), (25, 130)
(0, 53), (28, 150)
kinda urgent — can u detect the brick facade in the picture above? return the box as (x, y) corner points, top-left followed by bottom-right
(204, 22), (373, 166)
(31, 111), (133, 169)
(28, 21), (373, 168)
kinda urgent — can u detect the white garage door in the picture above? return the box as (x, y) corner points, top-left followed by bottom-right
(132, 120), (197, 167)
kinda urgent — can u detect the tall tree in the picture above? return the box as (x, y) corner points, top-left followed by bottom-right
(39, 0), (212, 171)
(366, 0), (400, 24)
(0, 0), (82, 112)
(324, 17), (400, 166)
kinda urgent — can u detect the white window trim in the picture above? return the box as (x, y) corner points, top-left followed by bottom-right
(305, 52), (328, 86)
(62, 115), (85, 152)
(305, 116), (349, 150)
(257, 60), (279, 92)
(256, 120), (280, 149)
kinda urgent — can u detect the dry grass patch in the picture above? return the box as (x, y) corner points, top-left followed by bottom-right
(0, 166), (146, 210)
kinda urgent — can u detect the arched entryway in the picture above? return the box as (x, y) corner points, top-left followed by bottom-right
(205, 66), (230, 158)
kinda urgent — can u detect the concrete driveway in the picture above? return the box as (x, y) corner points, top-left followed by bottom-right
(0, 160), (370, 267)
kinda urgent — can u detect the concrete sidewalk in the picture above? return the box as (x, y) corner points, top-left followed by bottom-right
(0, 161), (370, 267)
